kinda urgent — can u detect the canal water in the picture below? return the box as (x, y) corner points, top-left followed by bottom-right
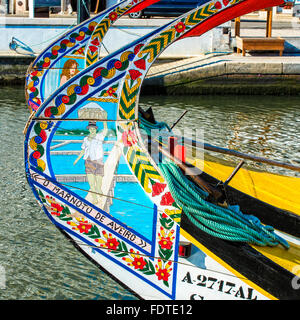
(0, 86), (299, 300)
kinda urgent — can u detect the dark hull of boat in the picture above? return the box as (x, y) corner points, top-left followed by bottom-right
(178, 168), (300, 300)
(181, 214), (299, 300)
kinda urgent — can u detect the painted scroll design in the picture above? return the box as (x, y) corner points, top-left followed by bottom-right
(25, 0), (146, 112)
(116, 1), (239, 227)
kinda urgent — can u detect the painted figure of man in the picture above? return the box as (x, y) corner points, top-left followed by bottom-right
(73, 121), (108, 205)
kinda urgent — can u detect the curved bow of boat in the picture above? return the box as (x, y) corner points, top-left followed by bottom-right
(24, 0), (300, 300)
(25, 0), (162, 113)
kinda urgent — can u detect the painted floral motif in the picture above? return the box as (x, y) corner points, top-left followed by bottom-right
(96, 230), (120, 251)
(214, 0), (230, 9)
(151, 182), (166, 197)
(214, 1), (222, 9)
(89, 45), (98, 53)
(174, 21), (186, 33)
(122, 249), (147, 270)
(155, 260), (172, 283)
(39, 191), (73, 222)
(37, 189), (176, 288)
(158, 228), (175, 250)
(155, 212), (176, 287)
(132, 256), (147, 270)
(160, 191), (176, 206)
(91, 37), (100, 46)
(50, 202), (63, 216)
(134, 58), (146, 70)
(99, 84), (118, 98)
(106, 87), (117, 96)
(122, 130), (137, 147)
(68, 217), (93, 234)
(109, 11), (118, 21)
(129, 69), (142, 81)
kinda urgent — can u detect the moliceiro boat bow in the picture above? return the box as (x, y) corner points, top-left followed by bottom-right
(24, 0), (300, 300)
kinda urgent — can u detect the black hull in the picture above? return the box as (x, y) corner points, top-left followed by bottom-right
(181, 214), (299, 300)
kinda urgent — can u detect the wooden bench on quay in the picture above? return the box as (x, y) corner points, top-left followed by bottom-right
(236, 36), (285, 56)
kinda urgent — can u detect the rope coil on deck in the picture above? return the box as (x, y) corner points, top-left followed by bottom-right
(139, 114), (171, 136)
(158, 159), (290, 249)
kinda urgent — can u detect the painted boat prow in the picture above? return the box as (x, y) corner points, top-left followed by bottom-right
(24, 0), (300, 300)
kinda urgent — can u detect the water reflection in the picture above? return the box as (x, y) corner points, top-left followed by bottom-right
(139, 94), (300, 175)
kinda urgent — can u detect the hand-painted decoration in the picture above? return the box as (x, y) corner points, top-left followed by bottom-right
(24, 0), (300, 301)
(25, 0), (162, 114)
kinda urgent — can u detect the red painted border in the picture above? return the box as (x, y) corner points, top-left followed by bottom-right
(126, 0), (161, 14)
(179, 0), (284, 39)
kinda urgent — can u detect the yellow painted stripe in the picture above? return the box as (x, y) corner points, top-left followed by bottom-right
(185, 158), (300, 285)
(252, 241), (300, 276)
(189, 158), (300, 216)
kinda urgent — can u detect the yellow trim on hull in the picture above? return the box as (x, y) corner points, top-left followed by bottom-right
(184, 158), (300, 293)
(252, 241), (300, 276)
(189, 158), (300, 216)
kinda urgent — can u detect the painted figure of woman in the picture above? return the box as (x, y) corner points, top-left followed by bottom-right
(73, 121), (108, 205)
(60, 59), (80, 86)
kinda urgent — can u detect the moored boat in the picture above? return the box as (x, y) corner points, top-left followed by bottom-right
(24, 0), (300, 300)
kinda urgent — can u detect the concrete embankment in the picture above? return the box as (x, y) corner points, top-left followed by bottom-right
(142, 53), (300, 96)
(1, 15), (300, 95)
(1, 52), (300, 96)
(0, 53), (33, 85)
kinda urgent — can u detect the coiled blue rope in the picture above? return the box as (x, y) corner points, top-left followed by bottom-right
(139, 114), (171, 136)
(158, 159), (289, 249)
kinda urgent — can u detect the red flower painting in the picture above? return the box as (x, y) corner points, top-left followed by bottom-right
(77, 221), (92, 234)
(155, 268), (171, 282)
(214, 1), (222, 9)
(109, 12), (118, 21)
(132, 257), (147, 270)
(106, 87), (116, 96)
(158, 237), (173, 250)
(50, 202), (63, 216)
(152, 182), (166, 197)
(134, 58), (146, 70)
(174, 22), (186, 33)
(129, 69), (142, 81)
(106, 237), (119, 251)
(160, 192), (175, 206)
(91, 38), (100, 46)
(88, 45), (98, 53)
